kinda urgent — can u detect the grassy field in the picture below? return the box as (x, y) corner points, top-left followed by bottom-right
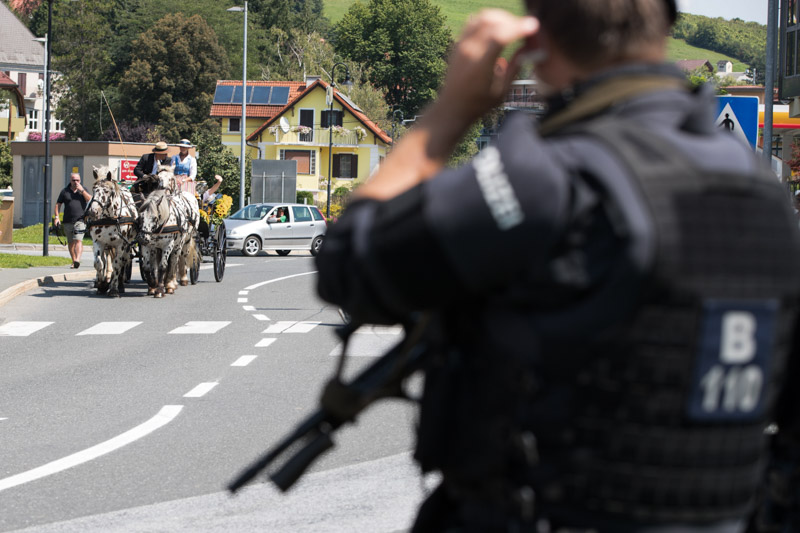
(323, 0), (522, 34)
(666, 37), (747, 72)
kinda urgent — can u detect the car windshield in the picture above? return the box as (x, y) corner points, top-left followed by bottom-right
(228, 205), (273, 221)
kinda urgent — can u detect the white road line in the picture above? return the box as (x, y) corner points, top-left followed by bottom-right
(0, 405), (183, 493)
(183, 382), (218, 398)
(0, 418), (7, 421)
(238, 291), (249, 295)
(231, 355), (257, 367)
(242, 305), (256, 311)
(252, 314), (270, 321)
(169, 321), (231, 334)
(0, 321), (53, 337)
(244, 271), (317, 290)
(255, 338), (276, 348)
(263, 321), (320, 334)
(237, 298), (248, 303)
(76, 322), (142, 336)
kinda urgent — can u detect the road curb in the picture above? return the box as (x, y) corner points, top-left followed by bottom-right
(0, 270), (96, 308)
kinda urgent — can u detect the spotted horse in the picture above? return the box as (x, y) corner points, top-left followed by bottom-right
(84, 166), (138, 297)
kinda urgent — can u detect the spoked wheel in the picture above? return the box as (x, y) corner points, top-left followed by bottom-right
(189, 236), (201, 285)
(213, 222), (227, 282)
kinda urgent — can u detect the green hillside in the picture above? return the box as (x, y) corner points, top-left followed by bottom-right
(324, 0), (523, 34)
(325, 2), (747, 73)
(667, 37), (747, 72)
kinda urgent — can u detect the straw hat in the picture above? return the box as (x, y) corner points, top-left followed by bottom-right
(177, 139), (193, 148)
(152, 141), (169, 153)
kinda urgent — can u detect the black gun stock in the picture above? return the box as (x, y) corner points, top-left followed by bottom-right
(228, 322), (430, 494)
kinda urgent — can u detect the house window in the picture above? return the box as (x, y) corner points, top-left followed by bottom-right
(229, 118), (241, 132)
(27, 108), (39, 131)
(52, 115), (64, 132)
(280, 149), (316, 174)
(333, 153), (358, 179)
(321, 109), (343, 128)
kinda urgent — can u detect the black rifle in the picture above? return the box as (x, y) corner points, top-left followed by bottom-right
(228, 315), (431, 493)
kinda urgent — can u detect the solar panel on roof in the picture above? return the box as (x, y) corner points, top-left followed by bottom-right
(213, 85), (235, 104)
(269, 86), (290, 105)
(250, 86), (271, 104)
(231, 85), (243, 104)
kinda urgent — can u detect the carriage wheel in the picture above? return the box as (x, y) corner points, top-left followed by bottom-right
(189, 236), (201, 285)
(213, 222), (227, 282)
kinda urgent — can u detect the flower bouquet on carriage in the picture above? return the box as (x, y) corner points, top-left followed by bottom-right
(199, 194), (233, 228)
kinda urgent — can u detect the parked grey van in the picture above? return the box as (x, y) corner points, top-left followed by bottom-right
(224, 203), (326, 257)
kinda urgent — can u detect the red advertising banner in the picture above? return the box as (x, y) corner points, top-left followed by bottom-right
(119, 159), (139, 183)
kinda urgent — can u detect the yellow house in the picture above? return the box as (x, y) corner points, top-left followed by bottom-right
(242, 77), (391, 204)
(0, 70), (27, 141)
(210, 79), (307, 160)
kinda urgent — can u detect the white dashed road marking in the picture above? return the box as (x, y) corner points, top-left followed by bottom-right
(255, 338), (276, 348)
(237, 298), (248, 303)
(0, 405), (183, 493)
(242, 306), (256, 311)
(252, 314), (270, 321)
(0, 321), (53, 337)
(183, 382), (218, 398)
(231, 355), (257, 367)
(76, 322), (142, 336)
(169, 321), (231, 334)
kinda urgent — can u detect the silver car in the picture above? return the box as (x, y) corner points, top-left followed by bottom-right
(224, 203), (327, 257)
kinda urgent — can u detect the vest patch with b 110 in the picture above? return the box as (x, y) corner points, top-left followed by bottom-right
(688, 299), (777, 422)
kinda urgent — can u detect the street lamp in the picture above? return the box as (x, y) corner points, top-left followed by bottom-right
(41, 0), (54, 256)
(326, 63), (353, 218)
(227, 2), (247, 210)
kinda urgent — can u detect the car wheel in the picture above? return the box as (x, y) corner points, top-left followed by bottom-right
(276, 250), (291, 256)
(242, 235), (262, 257)
(310, 235), (324, 256)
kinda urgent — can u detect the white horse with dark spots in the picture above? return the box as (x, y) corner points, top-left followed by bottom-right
(84, 166), (138, 297)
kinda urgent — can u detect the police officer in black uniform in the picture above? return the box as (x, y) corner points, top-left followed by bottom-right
(315, 1), (800, 531)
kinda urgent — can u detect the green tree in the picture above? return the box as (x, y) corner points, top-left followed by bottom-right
(335, 0), (451, 118)
(447, 121), (482, 168)
(43, 0), (115, 140)
(0, 142), (12, 189)
(195, 128), (250, 210)
(117, 13), (230, 142)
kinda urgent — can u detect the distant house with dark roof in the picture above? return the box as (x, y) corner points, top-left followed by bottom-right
(675, 59), (715, 74)
(212, 77), (390, 204)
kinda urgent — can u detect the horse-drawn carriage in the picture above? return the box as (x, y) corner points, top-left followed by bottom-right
(85, 163), (226, 297)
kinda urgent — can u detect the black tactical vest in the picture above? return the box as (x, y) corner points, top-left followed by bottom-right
(415, 118), (800, 529)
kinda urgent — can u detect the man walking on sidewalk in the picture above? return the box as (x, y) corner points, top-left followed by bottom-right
(54, 172), (91, 268)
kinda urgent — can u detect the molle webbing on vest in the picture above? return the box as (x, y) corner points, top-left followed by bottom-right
(533, 119), (800, 523)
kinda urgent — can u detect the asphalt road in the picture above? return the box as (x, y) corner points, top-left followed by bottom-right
(0, 252), (427, 532)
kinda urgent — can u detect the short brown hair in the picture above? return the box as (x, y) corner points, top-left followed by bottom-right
(525, 0), (670, 69)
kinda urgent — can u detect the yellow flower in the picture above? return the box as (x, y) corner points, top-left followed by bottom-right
(211, 195), (233, 226)
(199, 210), (210, 224)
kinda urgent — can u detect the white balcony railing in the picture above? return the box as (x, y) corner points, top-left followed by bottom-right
(267, 127), (365, 146)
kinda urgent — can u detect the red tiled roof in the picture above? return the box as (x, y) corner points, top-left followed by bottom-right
(209, 80), (307, 118)
(247, 79), (391, 145)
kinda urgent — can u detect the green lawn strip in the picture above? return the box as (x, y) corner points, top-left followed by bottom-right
(11, 223), (92, 246)
(0, 253), (73, 269)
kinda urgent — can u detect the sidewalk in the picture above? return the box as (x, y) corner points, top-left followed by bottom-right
(0, 243), (96, 307)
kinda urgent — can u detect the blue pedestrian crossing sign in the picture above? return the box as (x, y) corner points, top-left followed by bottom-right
(716, 96), (759, 149)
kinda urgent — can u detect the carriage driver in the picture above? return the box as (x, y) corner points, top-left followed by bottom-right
(133, 141), (171, 180)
